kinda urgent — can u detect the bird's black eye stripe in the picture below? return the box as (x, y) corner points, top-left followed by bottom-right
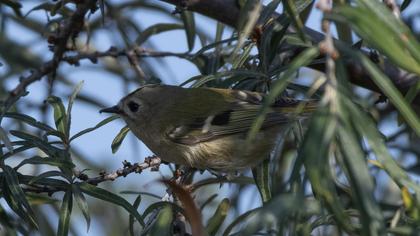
(128, 101), (140, 112)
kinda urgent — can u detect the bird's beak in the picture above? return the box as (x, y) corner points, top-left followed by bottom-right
(100, 105), (122, 114)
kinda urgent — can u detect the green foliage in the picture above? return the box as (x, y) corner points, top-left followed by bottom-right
(0, 0), (419, 235)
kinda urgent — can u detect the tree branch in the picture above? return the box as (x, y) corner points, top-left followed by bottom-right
(7, 0), (98, 101)
(160, 0), (420, 106)
(82, 156), (162, 185)
(23, 156), (162, 195)
(62, 47), (193, 66)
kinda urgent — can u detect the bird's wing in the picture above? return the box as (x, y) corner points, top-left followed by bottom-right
(167, 89), (316, 145)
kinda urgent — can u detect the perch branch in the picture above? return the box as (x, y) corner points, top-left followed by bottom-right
(22, 156), (162, 195)
(62, 47), (192, 65)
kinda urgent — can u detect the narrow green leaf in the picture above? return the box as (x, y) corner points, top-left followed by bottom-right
(247, 47), (319, 140)
(129, 195), (142, 236)
(299, 0), (315, 24)
(120, 191), (161, 199)
(239, 194), (316, 235)
(236, 0), (261, 52)
(135, 23), (184, 45)
(343, 99), (420, 204)
(19, 174), (69, 189)
(404, 80), (420, 104)
(78, 182), (145, 227)
(232, 42), (254, 69)
(181, 10), (196, 51)
(10, 130), (65, 158)
(333, 1), (352, 43)
(191, 176), (254, 192)
(111, 125), (130, 154)
(222, 208), (259, 236)
(142, 201), (184, 220)
(215, 22), (224, 44)
(47, 96), (68, 138)
(70, 115), (119, 142)
(185, 69), (266, 88)
(258, 0), (281, 24)
(149, 205), (173, 236)
(300, 107), (354, 233)
(192, 37), (237, 59)
(3, 165), (38, 228)
(330, 3), (420, 75)
(25, 192), (58, 205)
(67, 80), (84, 138)
(29, 171), (69, 185)
(2, 182), (35, 230)
(206, 198), (230, 236)
(1, 141), (35, 159)
(72, 184), (90, 232)
(15, 156), (75, 170)
(3, 112), (55, 132)
(337, 101), (385, 234)
(0, 126), (13, 153)
(200, 194), (218, 211)
(355, 52), (420, 135)
(252, 159), (271, 203)
(259, 15), (290, 71)
(57, 189), (73, 236)
(282, 0), (308, 43)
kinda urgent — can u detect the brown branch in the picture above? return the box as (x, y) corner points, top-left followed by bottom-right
(82, 156), (162, 185)
(62, 47), (193, 65)
(22, 156), (162, 195)
(160, 0), (420, 106)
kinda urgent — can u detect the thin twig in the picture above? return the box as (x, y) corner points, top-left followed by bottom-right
(83, 156), (162, 185)
(22, 156), (162, 195)
(62, 47), (193, 65)
(7, 0), (98, 103)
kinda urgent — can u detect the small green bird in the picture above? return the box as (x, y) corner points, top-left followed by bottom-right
(100, 84), (316, 172)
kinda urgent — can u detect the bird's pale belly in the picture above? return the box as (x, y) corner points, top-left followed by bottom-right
(147, 127), (285, 172)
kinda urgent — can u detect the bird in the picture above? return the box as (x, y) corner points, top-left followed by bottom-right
(100, 84), (317, 172)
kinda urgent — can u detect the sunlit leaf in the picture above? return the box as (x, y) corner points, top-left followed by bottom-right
(57, 189), (73, 236)
(149, 205), (173, 236)
(66, 80), (84, 137)
(111, 125), (130, 154)
(252, 159), (271, 203)
(206, 198), (230, 236)
(47, 96), (68, 138)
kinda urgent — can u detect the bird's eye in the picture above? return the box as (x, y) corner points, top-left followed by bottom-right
(128, 101), (140, 112)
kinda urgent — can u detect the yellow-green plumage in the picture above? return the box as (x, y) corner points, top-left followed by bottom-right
(102, 84), (316, 172)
